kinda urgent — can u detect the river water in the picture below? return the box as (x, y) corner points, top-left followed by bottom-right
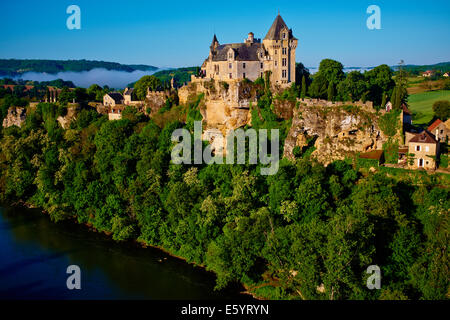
(0, 205), (249, 300)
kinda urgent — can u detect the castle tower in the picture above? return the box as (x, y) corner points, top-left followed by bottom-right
(210, 34), (219, 52)
(263, 14), (298, 85)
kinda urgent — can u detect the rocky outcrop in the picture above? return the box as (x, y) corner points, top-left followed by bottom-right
(2, 107), (27, 128)
(284, 104), (389, 165)
(57, 103), (80, 129)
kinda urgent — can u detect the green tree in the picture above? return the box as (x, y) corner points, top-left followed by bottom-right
(327, 82), (335, 101)
(134, 75), (162, 100)
(301, 75), (307, 98)
(432, 100), (450, 120)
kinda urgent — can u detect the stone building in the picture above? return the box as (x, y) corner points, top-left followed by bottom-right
(428, 119), (449, 142)
(408, 131), (439, 170)
(103, 92), (124, 107)
(108, 106), (125, 121)
(201, 14), (298, 86)
(123, 88), (134, 105)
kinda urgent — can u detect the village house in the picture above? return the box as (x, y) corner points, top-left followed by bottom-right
(422, 70), (434, 77)
(103, 92), (124, 107)
(428, 119), (450, 142)
(401, 103), (413, 126)
(443, 72), (449, 77)
(201, 14), (298, 86)
(407, 131), (439, 170)
(108, 105), (125, 121)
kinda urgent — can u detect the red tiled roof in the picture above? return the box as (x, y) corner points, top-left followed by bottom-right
(409, 131), (438, 144)
(401, 103), (412, 115)
(359, 150), (384, 160)
(428, 119), (443, 132)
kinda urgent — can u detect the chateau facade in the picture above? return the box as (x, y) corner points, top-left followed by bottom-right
(201, 14), (298, 85)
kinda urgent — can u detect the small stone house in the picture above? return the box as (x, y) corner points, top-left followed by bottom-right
(408, 131), (439, 170)
(428, 119), (449, 142)
(103, 92), (124, 107)
(108, 105), (125, 121)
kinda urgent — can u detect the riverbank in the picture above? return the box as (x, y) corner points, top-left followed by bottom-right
(0, 201), (256, 300)
(0, 203), (252, 300)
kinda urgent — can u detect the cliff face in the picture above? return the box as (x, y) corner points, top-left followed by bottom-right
(178, 80), (393, 164)
(284, 104), (389, 165)
(57, 103), (80, 129)
(2, 107), (27, 128)
(179, 79), (255, 135)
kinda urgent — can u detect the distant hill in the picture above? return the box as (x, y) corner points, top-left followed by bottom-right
(392, 61), (450, 75)
(0, 59), (158, 77)
(128, 67), (199, 88)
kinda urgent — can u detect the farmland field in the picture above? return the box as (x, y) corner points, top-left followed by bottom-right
(408, 90), (450, 125)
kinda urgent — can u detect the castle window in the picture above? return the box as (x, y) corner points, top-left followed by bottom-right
(282, 48), (287, 55)
(261, 63), (263, 69)
(229, 73), (232, 79)
(229, 63), (232, 69)
(282, 58), (287, 67)
(425, 146), (429, 152)
(282, 70), (287, 78)
(416, 145), (421, 152)
(243, 73), (246, 79)
(282, 33), (287, 39)
(275, 61), (278, 67)
(275, 50), (277, 55)
(243, 63), (246, 69)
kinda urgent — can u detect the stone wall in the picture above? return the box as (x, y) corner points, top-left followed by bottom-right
(298, 98), (375, 112)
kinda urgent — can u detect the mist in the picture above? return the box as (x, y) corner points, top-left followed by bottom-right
(6, 68), (161, 89)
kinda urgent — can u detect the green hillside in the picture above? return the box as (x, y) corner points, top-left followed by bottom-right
(409, 90), (450, 125)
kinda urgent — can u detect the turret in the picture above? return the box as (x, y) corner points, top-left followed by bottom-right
(210, 34), (219, 52)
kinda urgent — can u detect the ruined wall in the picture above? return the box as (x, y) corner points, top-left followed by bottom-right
(2, 107), (27, 128)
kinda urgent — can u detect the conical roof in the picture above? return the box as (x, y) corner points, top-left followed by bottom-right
(211, 34), (218, 46)
(264, 14), (289, 40)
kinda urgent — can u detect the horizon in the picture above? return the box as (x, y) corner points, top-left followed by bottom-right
(1, 1), (450, 68)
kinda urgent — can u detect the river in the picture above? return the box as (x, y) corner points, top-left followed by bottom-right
(0, 205), (250, 300)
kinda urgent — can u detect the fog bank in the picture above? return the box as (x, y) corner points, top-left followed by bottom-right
(5, 68), (160, 89)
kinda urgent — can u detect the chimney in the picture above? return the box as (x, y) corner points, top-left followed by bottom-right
(246, 32), (254, 44)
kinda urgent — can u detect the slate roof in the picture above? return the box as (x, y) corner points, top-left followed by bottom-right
(107, 92), (124, 103)
(264, 14), (296, 40)
(428, 119), (443, 132)
(409, 130), (438, 144)
(211, 43), (264, 62)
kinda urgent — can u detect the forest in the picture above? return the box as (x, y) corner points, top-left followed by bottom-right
(0, 77), (448, 300)
(0, 59), (157, 77)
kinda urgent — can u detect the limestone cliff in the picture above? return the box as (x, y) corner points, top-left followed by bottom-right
(179, 78), (257, 145)
(284, 104), (390, 165)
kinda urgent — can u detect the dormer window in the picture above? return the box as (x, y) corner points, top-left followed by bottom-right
(282, 33), (287, 39)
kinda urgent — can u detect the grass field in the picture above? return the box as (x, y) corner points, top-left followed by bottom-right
(408, 90), (450, 125)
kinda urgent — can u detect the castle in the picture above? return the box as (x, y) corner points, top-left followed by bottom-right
(201, 14), (298, 86)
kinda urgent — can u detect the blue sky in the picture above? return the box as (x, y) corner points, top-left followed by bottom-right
(0, 0), (449, 68)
